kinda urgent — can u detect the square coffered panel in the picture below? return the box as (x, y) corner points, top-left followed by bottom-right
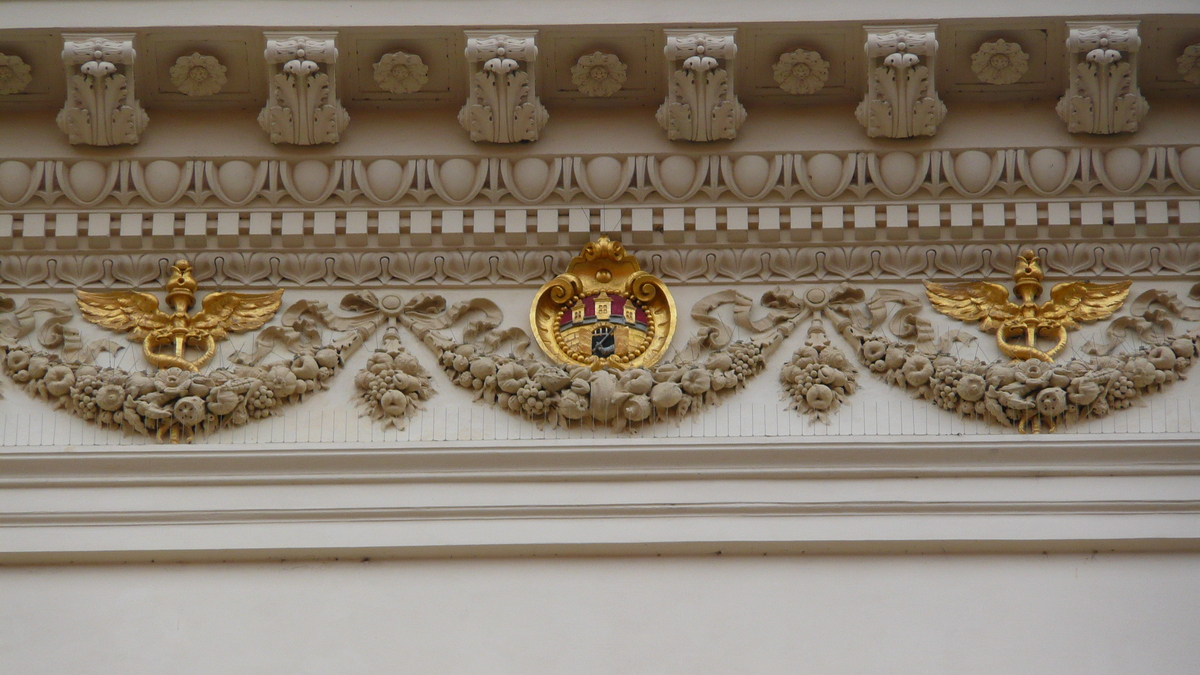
(349, 32), (457, 103)
(544, 27), (659, 104)
(947, 26), (1054, 95)
(1146, 23), (1200, 93)
(744, 28), (855, 101)
(145, 31), (258, 105)
(0, 32), (64, 103)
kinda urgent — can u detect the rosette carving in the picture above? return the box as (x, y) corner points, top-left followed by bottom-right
(773, 48), (828, 95)
(571, 52), (626, 97)
(169, 53), (227, 96)
(373, 51), (429, 94)
(0, 52), (33, 95)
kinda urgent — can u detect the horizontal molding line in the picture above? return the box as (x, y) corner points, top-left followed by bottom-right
(5, 505), (1200, 563)
(1, 200), (1199, 254)
(7, 500), (1200, 528)
(2, 435), (1199, 488)
(1, 239), (1199, 290)
(1, 149), (1199, 215)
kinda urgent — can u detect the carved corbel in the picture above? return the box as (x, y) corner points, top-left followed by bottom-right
(1056, 22), (1149, 135)
(56, 34), (148, 146)
(458, 31), (548, 143)
(656, 29), (746, 142)
(855, 25), (946, 139)
(258, 32), (349, 145)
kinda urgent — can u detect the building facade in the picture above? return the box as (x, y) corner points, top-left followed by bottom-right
(2, 1), (1199, 672)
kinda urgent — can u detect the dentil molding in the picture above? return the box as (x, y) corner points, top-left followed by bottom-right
(458, 31), (548, 144)
(56, 34), (148, 147)
(258, 33), (350, 146)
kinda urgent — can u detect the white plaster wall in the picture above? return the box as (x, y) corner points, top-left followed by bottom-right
(2, 554), (1198, 674)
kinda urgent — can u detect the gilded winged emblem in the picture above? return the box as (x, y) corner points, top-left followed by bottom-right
(76, 260), (283, 371)
(925, 250), (1130, 363)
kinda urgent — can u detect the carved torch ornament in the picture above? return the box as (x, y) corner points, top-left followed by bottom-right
(75, 260), (283, 372)
(531, 236), (676, 371)
(925, 251), (1130, 363)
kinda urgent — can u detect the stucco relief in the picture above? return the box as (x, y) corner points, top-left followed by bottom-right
(856, 26), (946, 138)
(2, 241), (1199, 292)
(772, 48), (829, 95)
(570, 52), (627, 97)
(258, 33), (349, 145)
(2, 145), (1197, 213)
(459, 32), (548, 143)
(169, 53), (227, 96)
(1, 257), (1198, 438)
(1179, 43), (1200, 85)
(845, 283), (1200, 434)
(0, 53), (33, 95)
(56, 34), (148, 146)
(657, 30), (746, 142)
(0, 292), (363, 444)
(1057, 23), (1149, 135)
(373, 51), (429, 94)
(970, 39), (1028, 85)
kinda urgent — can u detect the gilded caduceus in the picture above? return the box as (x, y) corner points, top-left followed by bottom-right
(76, 260), (283, 371)
(925, 250), (1131, 363)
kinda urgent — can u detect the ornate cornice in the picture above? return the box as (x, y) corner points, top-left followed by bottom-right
(0, 146), (1197, 215)
(1, 241), (1196, 290)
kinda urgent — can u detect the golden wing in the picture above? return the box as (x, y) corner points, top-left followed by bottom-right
(924, 281), (1020, 333)
(1041, 280), (1132, 330)
(190, 290), (284, 340)
(75, 290), (171, 340)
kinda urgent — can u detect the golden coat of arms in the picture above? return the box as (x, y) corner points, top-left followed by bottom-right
(531, 236), (676, 370)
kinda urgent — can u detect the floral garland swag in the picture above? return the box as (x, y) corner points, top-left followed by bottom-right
(0, 291), (438, 443)
(405, 290), (805, 431)
(828, 285), (1200, 433)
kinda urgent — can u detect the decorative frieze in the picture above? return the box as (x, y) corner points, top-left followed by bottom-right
(458, 31), (548, 143)
(1, 241), (1197, 292)
(1056, 22), (1149, 135)
(2, 146), (1197, 212)
(258, 33), (349, 145)
(856, 25), (946, 139)
(56, 34), (148, 146)
(657, 30), (746, 142)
